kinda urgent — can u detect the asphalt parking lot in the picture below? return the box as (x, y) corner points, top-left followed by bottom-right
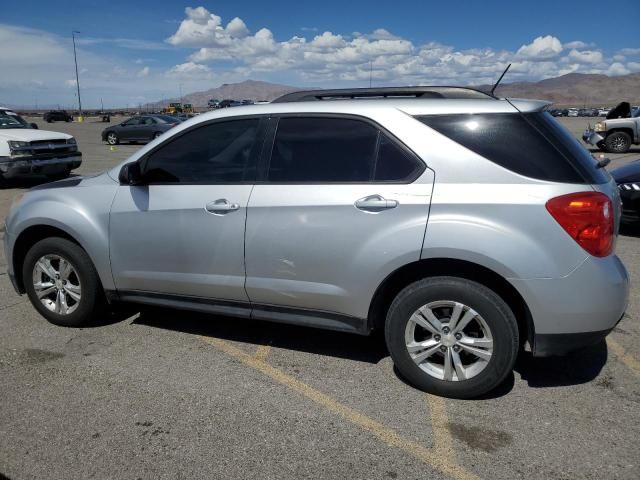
(1, 115), (639, 479)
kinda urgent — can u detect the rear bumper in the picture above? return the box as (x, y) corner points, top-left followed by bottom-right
(533, 318), (622, 357)
(511, 254), (629, 356)
(0, 154), (82, 179)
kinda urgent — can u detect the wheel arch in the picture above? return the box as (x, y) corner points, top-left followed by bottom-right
(606, 127), (634, 139)
(367, 257), (533, 348)
(12, 224), (84, 293)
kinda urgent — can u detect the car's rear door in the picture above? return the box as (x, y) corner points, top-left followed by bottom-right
(244, 115), (433, 329)
(110, 116), (266, 303)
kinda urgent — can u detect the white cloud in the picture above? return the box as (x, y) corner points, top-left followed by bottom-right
(563, 41), (591, 49)
(567, 49), (603, 64)
(166, 6), (251, 47)
(607, 62), (630, 76)
(620, 48), (640, 56)
(516, 35), (563, 60)
(137, 66), (150, 77)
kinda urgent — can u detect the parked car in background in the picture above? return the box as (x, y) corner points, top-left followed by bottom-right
(219, 99), (242, 108)
(583, 102), (640, 153)
(598, 108), (610, 117)
(567, 108), (579, 117)
(207, 99), (220, 109)
(0, 107), (81, 186)
(101, 115), (181, 145)
(611, 160), (640, 224)
(43, 110), (72, 123)
(550, 108), (568, 117)
(4, 87), (629, 399)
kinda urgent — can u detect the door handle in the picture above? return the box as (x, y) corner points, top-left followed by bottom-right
(205, 199), (240, 215)
(354, 194), (398, 212)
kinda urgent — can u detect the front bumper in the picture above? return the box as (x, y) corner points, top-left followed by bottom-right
(582, 129), (604, 146)
(0, 153), (82, 179)
(510, 254), (629, 357)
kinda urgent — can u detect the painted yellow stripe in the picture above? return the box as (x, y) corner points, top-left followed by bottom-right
(608, 338), (640, 377)
(254, 344), (272, 361)
(200, 336), (480, 480)
(427, 394), (456, 458)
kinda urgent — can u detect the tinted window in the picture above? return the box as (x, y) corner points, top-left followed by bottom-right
(124, 118), (141, 126)
(416, 113), (606, 184)
(269, 117), (378, 182)
(143, 119), (260, 184)
(375, 135), (421, 181)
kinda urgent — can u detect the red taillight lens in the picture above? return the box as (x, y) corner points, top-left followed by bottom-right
(545, 192), (614, 257)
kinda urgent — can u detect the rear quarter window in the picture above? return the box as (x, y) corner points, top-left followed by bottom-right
(416, 112), (608, 184)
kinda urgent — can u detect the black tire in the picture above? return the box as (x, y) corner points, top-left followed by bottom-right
(0, 175), (8, 189)
(385, 276), (519, 399)
(23, 237), (106, 327)
(604, 131), (631, 153)
(153, 132), (162, 139)
(596, 140), (607, 151)
(106, 132), (119, 145)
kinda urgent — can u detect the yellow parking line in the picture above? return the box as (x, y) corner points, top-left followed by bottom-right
(200, 336), (480, 480)
(608, 338), (640, 377)
(254, 344), (271, 361)
(427, 394), (456, 458)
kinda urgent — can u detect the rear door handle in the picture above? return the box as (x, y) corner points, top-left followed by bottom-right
(205, 199), (240, 215)
(354, 194), (398, 212)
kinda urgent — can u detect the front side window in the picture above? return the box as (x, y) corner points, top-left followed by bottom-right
(142, 118), (261, 184)
(268, 117), (422, 183)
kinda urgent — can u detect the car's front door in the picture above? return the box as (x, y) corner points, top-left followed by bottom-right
(109, 117), (265, 302)
(244, 116), (433, 325)
(119, 117), (143, 141)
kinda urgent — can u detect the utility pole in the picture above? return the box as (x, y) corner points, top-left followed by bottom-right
(72, 31), (83, 121)
(369, 60), (373, 88)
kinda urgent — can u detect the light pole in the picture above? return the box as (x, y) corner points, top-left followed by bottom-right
(72, 31), (83, 121)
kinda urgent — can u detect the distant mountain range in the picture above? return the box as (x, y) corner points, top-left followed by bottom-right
(144, 79), (302, 109)
(147, 73), (640, 109)
(484, 73), (640, 106)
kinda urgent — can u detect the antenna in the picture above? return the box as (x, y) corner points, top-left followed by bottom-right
(490, 63), (511, 96)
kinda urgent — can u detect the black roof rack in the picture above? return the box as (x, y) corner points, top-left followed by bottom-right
(272, 86), (495, 103)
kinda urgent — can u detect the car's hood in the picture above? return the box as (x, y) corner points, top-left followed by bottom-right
(0, 128), (72, 142)
(606, 102), (631, 120)
(611, 160), (640, 183)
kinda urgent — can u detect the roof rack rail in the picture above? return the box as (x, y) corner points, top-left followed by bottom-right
(272, 86), (495, 103)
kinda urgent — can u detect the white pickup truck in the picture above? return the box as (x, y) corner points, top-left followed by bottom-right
(0, 107), (82, 186)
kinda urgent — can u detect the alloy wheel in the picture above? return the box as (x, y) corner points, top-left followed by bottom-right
(32, 254), (82, 315)
(405, 300), (493, 381)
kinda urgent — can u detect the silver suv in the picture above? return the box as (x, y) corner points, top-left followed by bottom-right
(3, 87), (629, 398)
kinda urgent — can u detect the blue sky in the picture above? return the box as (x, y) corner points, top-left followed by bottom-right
(0, 0), (638, 107)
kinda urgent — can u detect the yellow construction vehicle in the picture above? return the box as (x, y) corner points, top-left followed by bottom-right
(183, 103), (194, 114)
(163, 103), (183, 115)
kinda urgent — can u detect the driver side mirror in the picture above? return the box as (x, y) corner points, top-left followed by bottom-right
(119, 162), (143, 185)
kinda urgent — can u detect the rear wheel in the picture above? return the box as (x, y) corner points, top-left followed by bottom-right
(604, 132), (631, 153)
(153, 131), (162, 139)
(385, 276), (519, 399)
(23, 237), (106, 327)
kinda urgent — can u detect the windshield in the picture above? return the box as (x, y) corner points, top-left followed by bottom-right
(0, 110), (29, 129)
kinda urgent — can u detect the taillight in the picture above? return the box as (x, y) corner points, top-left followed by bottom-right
(545, 192), (614, 257)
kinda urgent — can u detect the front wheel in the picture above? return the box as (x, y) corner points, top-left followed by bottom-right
(385, 277), (519, 399)
(23, 237), (106, 327)
(604, 132), (631, 153)
(106, 132), (119, 145)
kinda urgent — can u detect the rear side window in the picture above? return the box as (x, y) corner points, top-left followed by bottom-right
(268, 117), (423, 183)
(416, 113), (607, 184)
(142, 118), (260, 184)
